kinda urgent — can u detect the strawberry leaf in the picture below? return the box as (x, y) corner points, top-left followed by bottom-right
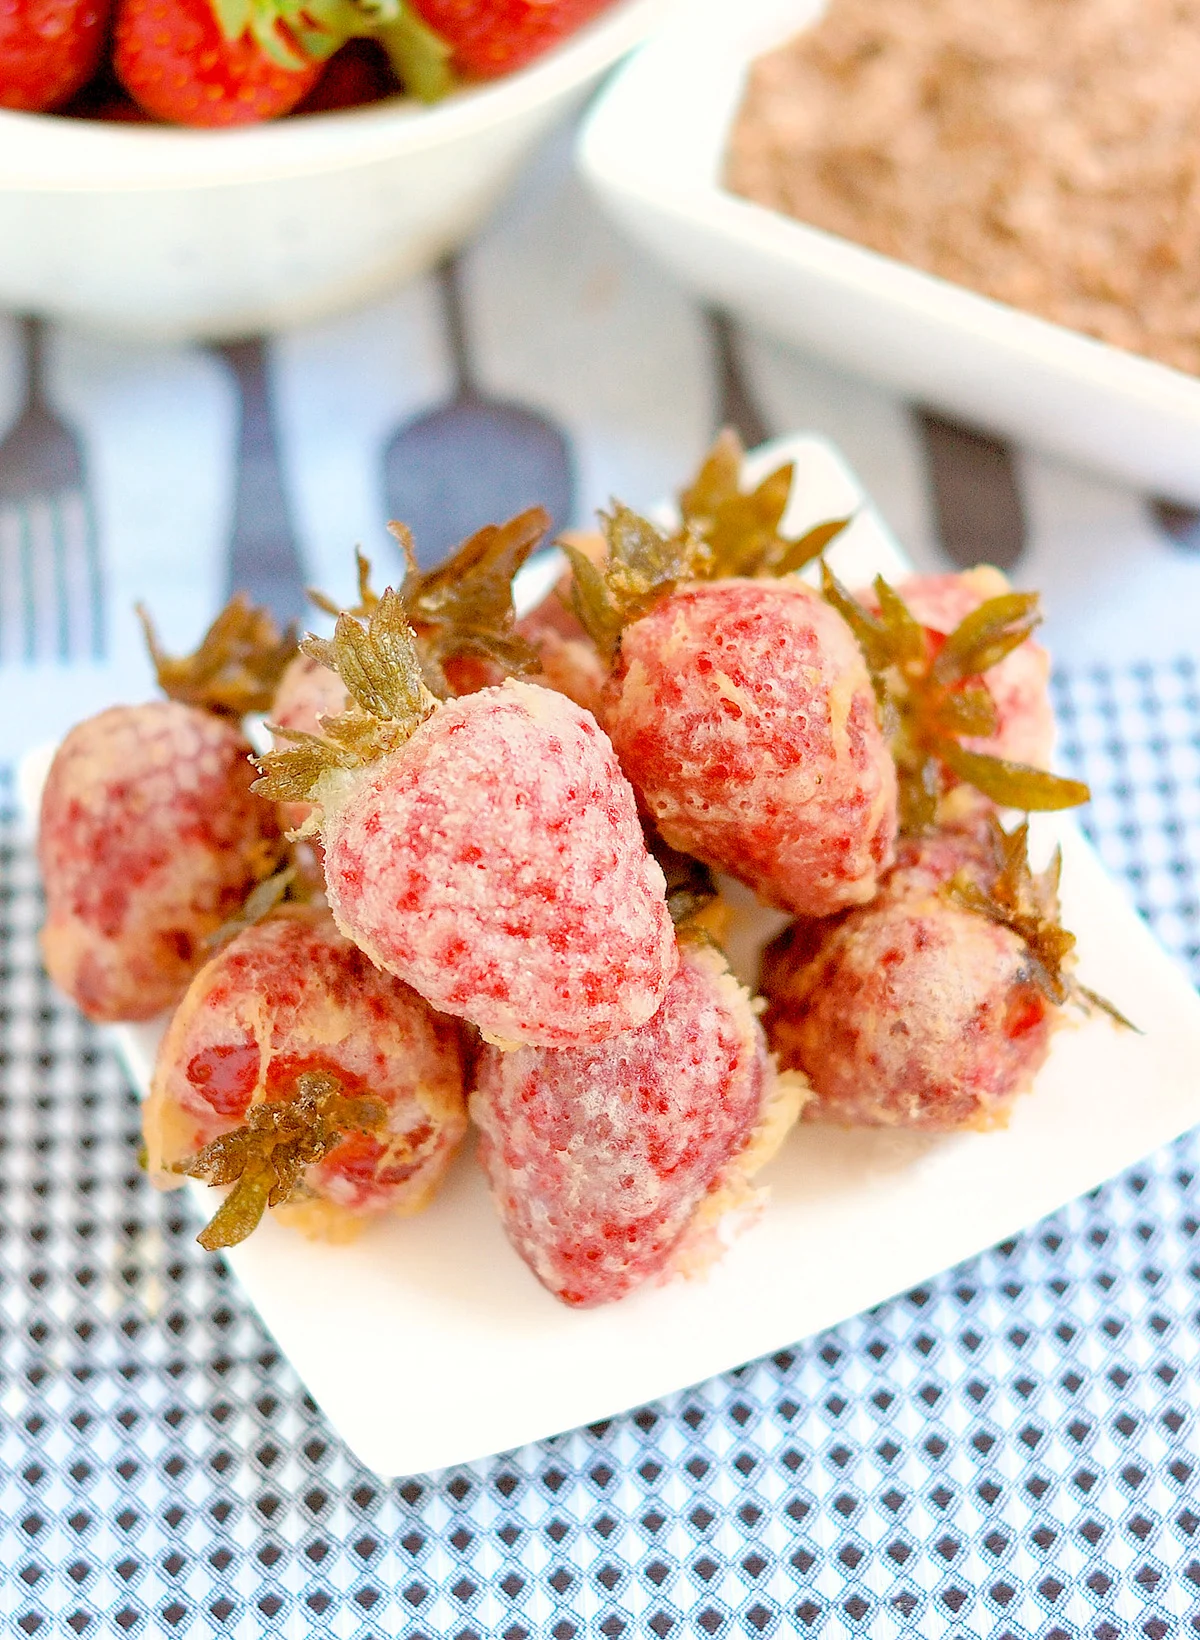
(931, 591), (1041, 687)
(942, 815), (1136, 1029)
(139, 594), (298, 718)
(818, 572), (1089, 828)
(937, 742), (1091, 812)
(176, 1069), (387, 1250)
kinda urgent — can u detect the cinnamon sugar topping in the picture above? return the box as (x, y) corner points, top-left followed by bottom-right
(726, 0), (1200, 374)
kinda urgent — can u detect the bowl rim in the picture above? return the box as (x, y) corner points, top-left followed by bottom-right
(0, 0), (670, 189)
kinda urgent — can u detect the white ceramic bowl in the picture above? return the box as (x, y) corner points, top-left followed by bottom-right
(579, 0), (1200, 505)
(0, 0), (665, 340)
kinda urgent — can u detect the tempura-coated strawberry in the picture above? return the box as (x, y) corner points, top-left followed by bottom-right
(472, 937), (805, 1307)
(865, 567), (1054, 773)
(761, 822), (1057, 1131)
(823, 561), (1086, 831)
(516, 534), (609, 719)
(318, 677), (677, 1047)
(602, 577), (898, 917)
(145, 908), (466, 1244)
(39, 702), (283, 1022)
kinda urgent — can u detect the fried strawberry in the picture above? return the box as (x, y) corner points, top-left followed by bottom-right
(256, 589), (677, 1047)
(872, 568), (1054, 774)
(472, 936), (805, 1307)
(822, 563), (1088, 832)
(760, 816), (1126, 1131)
(516, 530), (609, 719)
(565, 436), (897, 919)
(38, 599), (294, 1023)
(145, 907), (467, 1246)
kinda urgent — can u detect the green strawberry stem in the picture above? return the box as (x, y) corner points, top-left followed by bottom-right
(210, 0), (455, 100)
(174, 1070), (387, 1250)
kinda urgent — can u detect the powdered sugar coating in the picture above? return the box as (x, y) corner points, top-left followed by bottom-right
(145, 908), (467, 1231)
(39, 702), (282, 1022)
(761, 824), (1056, 1130)
(321, 680), (677, 1047)
(603, 579), (898, 917)
(865, 567), (1054, 770)
(472, 939), (802, 1307)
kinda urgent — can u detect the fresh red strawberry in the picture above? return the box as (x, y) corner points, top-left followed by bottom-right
(1, 0), (113, 112)
(408, 0), (618, 79)
(565, 439), (897, 918)
(145, 907), (467, 1246)
(761, 818), (1067, 1131)
(38, 598), (295, 1023)
(256, 591), (678, 1048)
(293, 36), (398, 113)
(472, 936), (804, 1307)
(112, 0), (324, 126)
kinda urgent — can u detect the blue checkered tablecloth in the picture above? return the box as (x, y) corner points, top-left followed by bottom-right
(1, 656), (1199, 1640)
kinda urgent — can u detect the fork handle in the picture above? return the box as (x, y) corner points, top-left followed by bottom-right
(218, 338), (309, 628)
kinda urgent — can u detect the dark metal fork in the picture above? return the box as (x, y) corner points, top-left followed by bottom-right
(916, 410), (1027, 572)
(216, 338), (309, 628)
(0, 316), (104, 662)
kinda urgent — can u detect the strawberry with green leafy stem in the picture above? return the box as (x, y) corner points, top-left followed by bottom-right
(570, 431), (898, 919)
(39, 597), (295, 1022)
(271, 509), (547, 826)
(145, 905), (467, 1248)
(255, 585), (677, 1048)
(113, 0), (453, 126)
(820, 563), (1089, 832)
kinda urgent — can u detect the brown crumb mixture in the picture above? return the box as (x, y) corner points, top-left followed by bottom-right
(725, 0), (1200, 375)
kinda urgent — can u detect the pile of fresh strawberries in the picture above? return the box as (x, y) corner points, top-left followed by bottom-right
(37, 434), (1127, 1307)
(1, 0), (618, 125)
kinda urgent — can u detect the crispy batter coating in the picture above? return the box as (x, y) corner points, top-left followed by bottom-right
(472, 938), (805, 1307)
(602, 578), (898, 917)
(39, 702), (282, 1022)
(761, 824), (1056, 1130)
(321, 679), (677, 1047)
(145, 908), (467, 1234)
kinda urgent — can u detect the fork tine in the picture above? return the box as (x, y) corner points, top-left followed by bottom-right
(29, 498), (62, 663)
(83, 494), (105, 661)
(18, 503), (37, 664)
(56, 490), (101, 663)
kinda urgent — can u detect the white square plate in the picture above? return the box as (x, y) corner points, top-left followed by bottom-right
(22, 434), (1200, 1478)
(577, 0), (1200, 506)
